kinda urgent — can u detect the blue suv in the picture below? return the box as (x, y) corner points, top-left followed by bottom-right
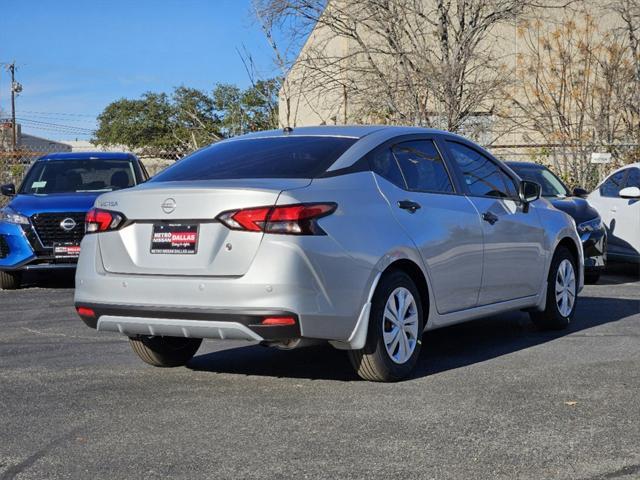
(0, 152), (148, 289)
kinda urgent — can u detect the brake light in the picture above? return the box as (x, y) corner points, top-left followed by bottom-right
(217, 203), (336, 235)
(85, 208), (125, 233)
(229, 207), (272, 232)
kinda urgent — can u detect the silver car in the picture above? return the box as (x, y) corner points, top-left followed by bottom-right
(75, 126), (583, 381)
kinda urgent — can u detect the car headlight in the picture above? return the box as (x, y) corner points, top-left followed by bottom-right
(0, 207), (30, 225)
(577, 217), (602, 234)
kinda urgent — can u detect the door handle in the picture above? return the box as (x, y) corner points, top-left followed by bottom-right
(482, 212), (499, 225)
(398, 200), (421, 213)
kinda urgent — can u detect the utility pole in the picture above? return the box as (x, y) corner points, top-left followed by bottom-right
(9, 62), (17, 150)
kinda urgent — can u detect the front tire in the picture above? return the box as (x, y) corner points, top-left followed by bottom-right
(348, 270), (425, 382)
(0, 270), (21, 290)
(530, 246), (578, 330)
(129, 336), (202, 367)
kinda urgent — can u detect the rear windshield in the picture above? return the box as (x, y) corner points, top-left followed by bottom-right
(151, 136), (358, 182)
(20, 159), (137, 194)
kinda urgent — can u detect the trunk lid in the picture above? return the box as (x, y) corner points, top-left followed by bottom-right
(94, 179), (310, 277)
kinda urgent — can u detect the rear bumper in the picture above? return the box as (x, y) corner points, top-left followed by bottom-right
(75, 233), (376, 342)
(76, 303), (300, 341)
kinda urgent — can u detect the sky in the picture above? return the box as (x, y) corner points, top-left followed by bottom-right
(0, 0), (283, 141)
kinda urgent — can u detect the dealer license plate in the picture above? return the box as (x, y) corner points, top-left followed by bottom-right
(150, 224), (198, 254)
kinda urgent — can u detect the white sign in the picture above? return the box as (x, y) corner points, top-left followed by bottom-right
(591, 152), (612, 164)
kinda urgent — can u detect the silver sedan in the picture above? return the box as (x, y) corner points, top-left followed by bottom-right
(74, 126), (583, 381)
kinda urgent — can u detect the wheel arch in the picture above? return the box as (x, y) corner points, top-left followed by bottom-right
(555, 236), (582, 286)
(383, 259), (430, 322)
(330, 257), (432, 351)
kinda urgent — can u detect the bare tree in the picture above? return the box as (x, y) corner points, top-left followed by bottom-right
(254, 0), (571, 139)
(606, 0), (640, 144)
(510, 10), (637, 187)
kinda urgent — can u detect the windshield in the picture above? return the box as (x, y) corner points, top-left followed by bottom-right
(20, 159), (137, 194)
(151, 136), (358, 182)
(509, 165), (569, 198)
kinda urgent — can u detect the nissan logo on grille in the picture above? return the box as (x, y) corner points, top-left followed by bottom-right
(60, 218), (77, 231)
(161, 198), (176, 214)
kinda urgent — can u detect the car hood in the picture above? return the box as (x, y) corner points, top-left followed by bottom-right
(548, 196), (599, 224)
(6, 193), (100, 217)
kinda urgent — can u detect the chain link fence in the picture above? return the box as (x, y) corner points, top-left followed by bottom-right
(491, 144), (640, 191)
(0, 145), (184, 207)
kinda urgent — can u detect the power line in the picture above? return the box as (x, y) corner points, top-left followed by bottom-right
(15, 117), (95, 133)
(14, 112), (97, 124)
(19, 125), (94, 135)
(19, 110), (98, 118)
(17, 125), (94, 136)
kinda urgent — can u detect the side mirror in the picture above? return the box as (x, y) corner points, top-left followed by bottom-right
(619, 186), (640, 199)
(519, 180), (541, 204)
(1, 183), (16, 197)
(572, 187), (588, 198)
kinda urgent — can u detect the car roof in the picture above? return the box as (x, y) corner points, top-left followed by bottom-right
(232, 125), (459, 141)
(38, 151), (136, 161)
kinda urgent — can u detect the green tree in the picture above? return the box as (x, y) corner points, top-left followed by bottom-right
(94, 82), (280, 154)
(94, 92), (176, 152)
(212, 80), (280, 136)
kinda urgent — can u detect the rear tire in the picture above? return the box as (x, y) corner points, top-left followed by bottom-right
(348, 270), (425, 382)
(129, 336), (202, 367)
(0, 270), (21, 290)
(530, 246), (578, 330)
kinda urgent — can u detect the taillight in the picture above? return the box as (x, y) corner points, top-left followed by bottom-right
(85, 208), (125, 233)
(217, 203), (336, 235)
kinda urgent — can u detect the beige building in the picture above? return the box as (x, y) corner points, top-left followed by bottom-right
(278, 1), (626, 149)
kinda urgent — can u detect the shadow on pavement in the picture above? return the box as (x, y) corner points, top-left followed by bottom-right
(598, 261), (640, 285)
(188, 295), (639, 382)
(20, 270), (75, 289)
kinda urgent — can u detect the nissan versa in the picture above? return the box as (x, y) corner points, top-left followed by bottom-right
(75, 126), (583, 381)
(0, 152), (148, 289)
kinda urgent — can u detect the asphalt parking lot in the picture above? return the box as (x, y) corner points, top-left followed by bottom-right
(0, 264), (639, 480)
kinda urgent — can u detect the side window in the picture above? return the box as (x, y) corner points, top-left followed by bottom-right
(625, 168), (639, 189)
(601, 170), (628, 197)
(368, 148), (406, 189)
(446, 141), (516, 198)
(391, 140), (454, 193)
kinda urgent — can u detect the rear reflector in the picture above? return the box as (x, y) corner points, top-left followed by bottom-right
(261, 317), (296, 326)
(76, 306), (96, 318)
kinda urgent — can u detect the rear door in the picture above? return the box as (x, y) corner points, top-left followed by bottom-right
(371, 137), (484, 314)
(443, 140), (546, 305)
